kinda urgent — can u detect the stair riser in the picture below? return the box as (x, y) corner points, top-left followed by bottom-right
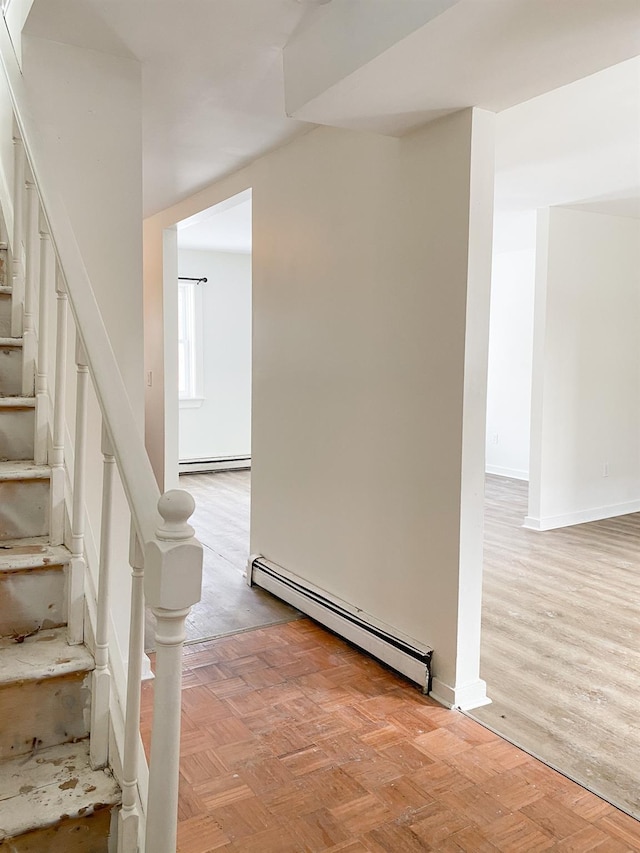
(0, 479), (49, 540)
(0, 566), (66, 638)
(0, 293), (10, 336)
(0, 671), (91, 761)
(1, 808), (115, 853)
(0, 346), (22, 396)
(0, 408), (35, 460)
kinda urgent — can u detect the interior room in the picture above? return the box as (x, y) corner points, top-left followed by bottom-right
(474, 57), (640, 819)
(173, 192), (300, 645)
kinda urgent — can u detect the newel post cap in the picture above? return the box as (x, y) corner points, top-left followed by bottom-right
(144, 490), (203, 610)
(157, 489), (196, 540)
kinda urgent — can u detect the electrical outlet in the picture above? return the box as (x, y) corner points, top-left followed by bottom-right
(602, 462), (609, 478)
(146, 370), (153, 387)
(490, 433), (499, 445)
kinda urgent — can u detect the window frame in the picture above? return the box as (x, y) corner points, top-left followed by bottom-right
(178, 278), (205, 408)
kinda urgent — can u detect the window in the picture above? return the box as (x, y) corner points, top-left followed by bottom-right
(178, 280), (204, 406)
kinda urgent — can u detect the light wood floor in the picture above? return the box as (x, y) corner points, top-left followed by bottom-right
(145, 472), (299, 650)
(471, 475), (640, 820)
(141, 620), (640, 851)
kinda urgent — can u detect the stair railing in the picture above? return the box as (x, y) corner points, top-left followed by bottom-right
(0, 23), (203, 853)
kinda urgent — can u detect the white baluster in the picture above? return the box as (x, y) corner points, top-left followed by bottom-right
(34, 218), (52, 465)
(67, 335), (88, 645)
(91, 421), (114, 770)
(144, 491), (203, 853)
(10, 131), (25, 337)
(118, 526), (146, 851)
(22, 176), (38, 394)
(49, 268), (67, 546)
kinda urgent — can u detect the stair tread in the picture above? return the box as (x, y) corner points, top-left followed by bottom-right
(0, 286), (11, 295)
(0, 395), (35, 408)
(0, 460), (50, 480)
(0, 740), (120, 840)
(0, 627), (94, 685)
(0, 541), (71, 572)
(0, 336), (22, 347)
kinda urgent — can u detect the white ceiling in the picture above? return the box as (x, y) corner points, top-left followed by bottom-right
(25, 0), (640, 220)
(285, 0), (640, 134)
(177, 194), (252, 254)
(494, 57), (640, 218)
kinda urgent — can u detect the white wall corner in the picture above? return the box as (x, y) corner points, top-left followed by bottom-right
(429, 677), (491, 711)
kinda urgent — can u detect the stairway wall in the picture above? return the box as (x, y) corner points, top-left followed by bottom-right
(0, 35), (146, 694)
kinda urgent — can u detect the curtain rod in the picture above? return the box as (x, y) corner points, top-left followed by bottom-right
(178, 276), (208, 284)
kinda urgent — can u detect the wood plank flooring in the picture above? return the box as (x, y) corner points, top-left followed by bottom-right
(141, 619), (640, 851)
(471, 476), (640, 820)
(145, 472), (299, 650)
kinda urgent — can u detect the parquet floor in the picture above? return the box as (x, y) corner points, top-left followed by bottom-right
(140, 619), (640, 852)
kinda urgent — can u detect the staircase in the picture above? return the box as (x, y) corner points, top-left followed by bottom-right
(0, 241), (121, 851)
(0, 17), (204, 847)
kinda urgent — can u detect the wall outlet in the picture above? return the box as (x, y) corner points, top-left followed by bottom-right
(602, 462), (609, 477)
(146, 370), (153, 387)
(490, 433), (499, 445)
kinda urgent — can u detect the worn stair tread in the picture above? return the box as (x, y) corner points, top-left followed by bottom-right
(0, 396), (35, 408)
(0, 740), (120, 840)
(0, 628), (94, 685)
(0, 337), (22, 347)
(0, 460), (50, 481)
(0, 286), (11, 295)
(0, 541), (71, 572)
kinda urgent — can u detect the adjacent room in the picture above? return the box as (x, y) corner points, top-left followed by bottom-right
(148, 190), (300, 649)
(473, 57), (640, 819)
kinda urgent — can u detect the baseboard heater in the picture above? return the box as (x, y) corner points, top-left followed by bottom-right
(249, 556), (433, 693)
(179, 456), (251, 474)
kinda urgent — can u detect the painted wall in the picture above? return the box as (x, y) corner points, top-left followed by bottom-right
(178, 249), (251, 462)
(528, 207), (640, 530)
(485, 211), (536, 480)
(144, 110), (495, 707)
(18, 34), (144, 675)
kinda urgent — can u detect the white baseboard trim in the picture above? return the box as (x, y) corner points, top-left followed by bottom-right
(429, 677), (491, 711)
(179, 455), (251, 474)
(485, 465), (529, 481)
(524, 498), (640, 531)
(248, 555), (433, 692)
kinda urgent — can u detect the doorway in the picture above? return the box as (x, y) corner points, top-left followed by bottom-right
(152, 189), (300, 647)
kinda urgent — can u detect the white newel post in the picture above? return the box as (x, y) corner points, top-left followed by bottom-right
(35, 219), (52, 464)
(91, 421), (114, 770)
(144, 490), (203, 853)
(10, 131), (25, 337)
(118, 527), (146, 852)
(68, 336), (88, 645)
(49, 269), (67, 546)
(22, 177), (39, 394)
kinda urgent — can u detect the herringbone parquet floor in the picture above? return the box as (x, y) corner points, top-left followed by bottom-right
(141, 619), (640, 851)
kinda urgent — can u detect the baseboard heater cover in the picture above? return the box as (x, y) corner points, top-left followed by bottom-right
(249, 556), (433, 693)
(179, 456), (251, 474)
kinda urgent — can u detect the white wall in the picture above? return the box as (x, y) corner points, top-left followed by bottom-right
(18, 33), (144, 674)
(528, 207), (640, 530)
(144, 109), (495, 709)
(178, 249), (251, 462)
(485, 211), (536, 479)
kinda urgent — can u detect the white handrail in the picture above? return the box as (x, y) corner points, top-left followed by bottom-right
(0, 22), (162, 548)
